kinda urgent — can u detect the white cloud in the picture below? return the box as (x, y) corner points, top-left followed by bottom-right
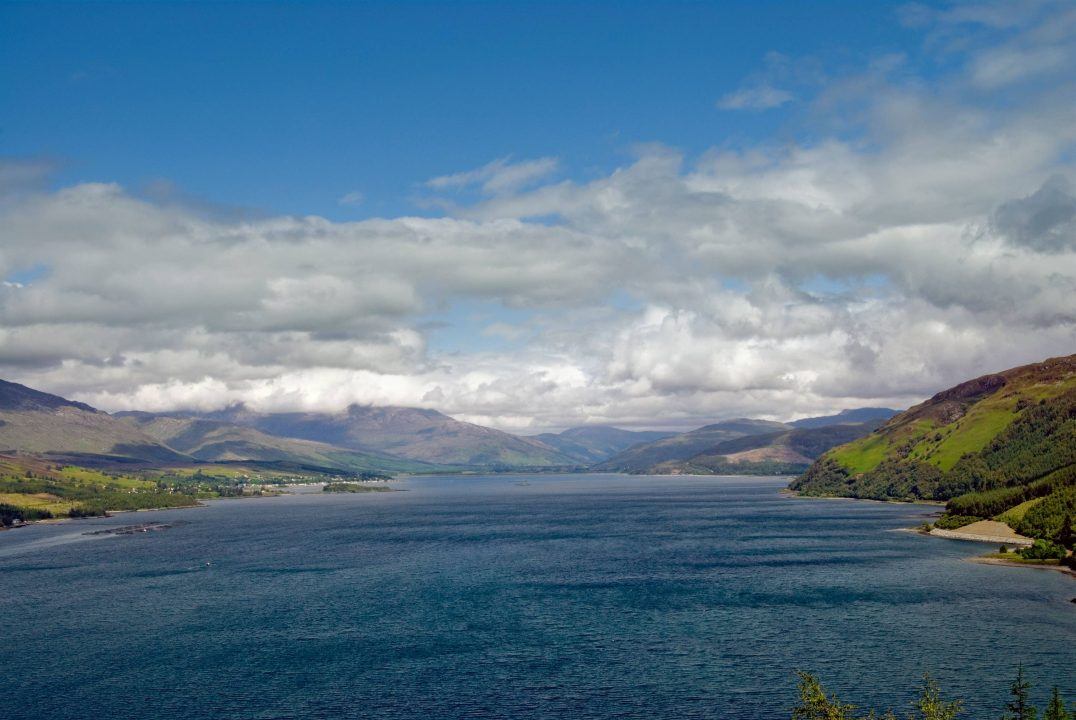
(969, 42), (1070, 88)
(716, 84), (793, 111)
(338, 190), (365, 206)
(426, 156), (559, 195)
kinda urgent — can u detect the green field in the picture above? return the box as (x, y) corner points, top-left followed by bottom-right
(0, 456), (368, 527)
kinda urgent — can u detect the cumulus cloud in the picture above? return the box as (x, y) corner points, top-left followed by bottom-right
(0, 158), (55, 198)
(1, 1), (1075, 432)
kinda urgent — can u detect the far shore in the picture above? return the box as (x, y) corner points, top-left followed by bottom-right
(780, 488), (945, 506)
(0, 477), (411, 533)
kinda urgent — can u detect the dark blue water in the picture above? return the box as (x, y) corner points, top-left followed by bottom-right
(1, 474), (1072, 719)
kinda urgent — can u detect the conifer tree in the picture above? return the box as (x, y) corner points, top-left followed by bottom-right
(1003, 667), (1038, 720)
(911, 675), (962, 720)
(1058, 514), (1074, 550)
(1043, 687), (1070, 720)
(792, 672), (856, 720)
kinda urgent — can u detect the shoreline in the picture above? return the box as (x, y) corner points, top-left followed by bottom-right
(968, 555), (1076, 578)
(790, 490), (1074, 583)
(927, 525), (1033, 547)
(781, 488), (945, 507)
(0, 500), (209, 532)
(0, 477), (404, 533)
(909, 526), (1075, 582)
(0, 490), (293, 532)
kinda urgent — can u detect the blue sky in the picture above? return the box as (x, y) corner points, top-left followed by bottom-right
(1, 1), (1075, 431)
(2, 1), (919, 220)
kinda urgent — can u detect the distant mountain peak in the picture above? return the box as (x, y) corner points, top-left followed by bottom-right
(789, 407), (899, 429)
(0, 379), (99, 414)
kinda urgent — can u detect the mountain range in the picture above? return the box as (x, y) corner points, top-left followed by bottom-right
(116, 413), (441, 474)
(593, 409), (898, 475)
(120, 405), (579, 469)
(0, 375), (899, 474)
(533, 426), (678, 464)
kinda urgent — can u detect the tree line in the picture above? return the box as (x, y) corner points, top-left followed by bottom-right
(793, 668), (1071, 720)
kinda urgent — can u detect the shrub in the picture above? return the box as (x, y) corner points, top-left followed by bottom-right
(1019, 538), (1066, 561)
(0, 503), (53, 526)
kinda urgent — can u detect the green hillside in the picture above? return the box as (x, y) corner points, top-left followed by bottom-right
(791, 354), (1076, 549)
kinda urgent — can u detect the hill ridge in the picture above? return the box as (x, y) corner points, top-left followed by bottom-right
(791, 354), (1076, 527)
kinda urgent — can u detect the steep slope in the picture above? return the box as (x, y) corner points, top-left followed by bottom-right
(0, 379), (187, 463)
(533, 426), (677, 464)
(593, 419), (789, 473)
(654, 420), (887, 475)
(174, 404), (575, 468)
(793, 354), (1076, 500)
(118, 414), (441, 474)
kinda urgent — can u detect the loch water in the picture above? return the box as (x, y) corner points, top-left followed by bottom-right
(1, 474), (1073, 719)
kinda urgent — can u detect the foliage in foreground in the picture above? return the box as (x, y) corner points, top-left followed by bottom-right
(793, 668), (1072, 720)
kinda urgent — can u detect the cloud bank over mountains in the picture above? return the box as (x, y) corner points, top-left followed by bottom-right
(1, 1), (1074, 432)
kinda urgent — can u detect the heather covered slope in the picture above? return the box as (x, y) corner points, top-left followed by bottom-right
(791, 354), (1076, 547)
(0, 379), (187, 463)
(177, 404), (575, 468)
